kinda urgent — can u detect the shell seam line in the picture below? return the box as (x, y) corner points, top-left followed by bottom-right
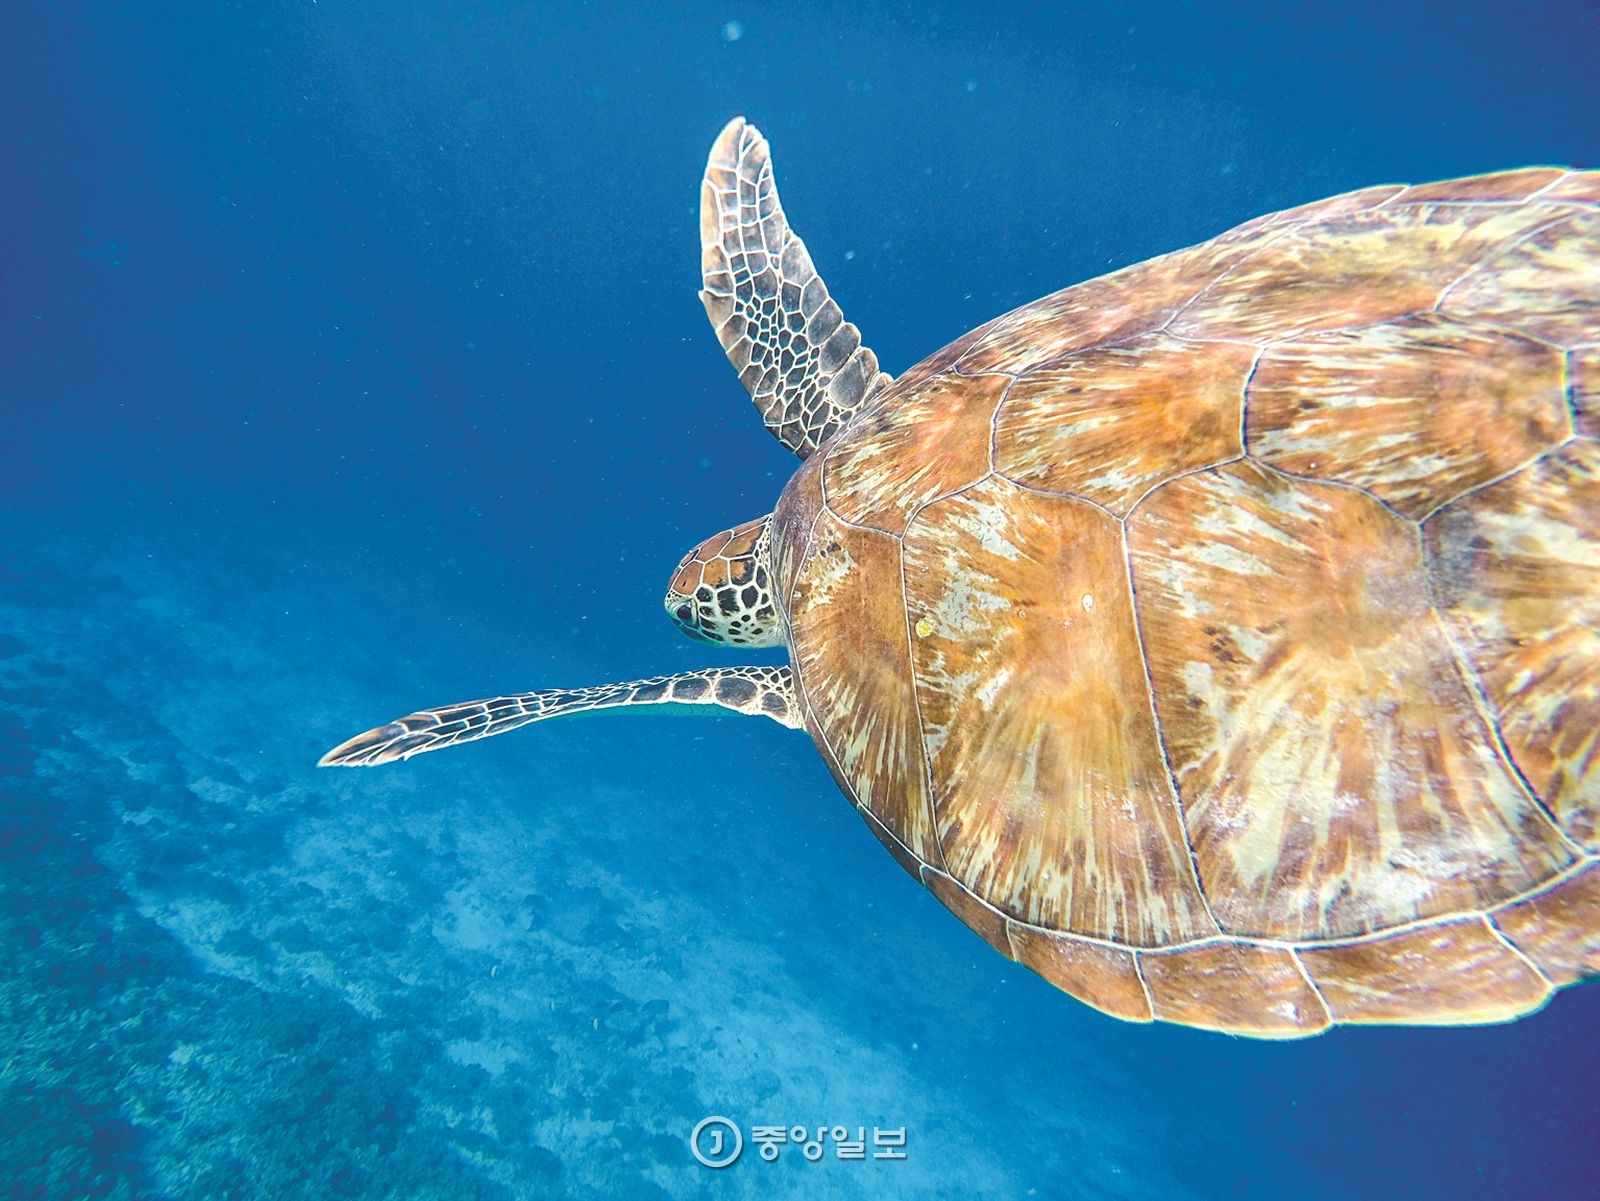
(946, 185), (1591, 376)
(858, 802), (926, 878)
(1524, 170), (1574, 204)
(947, 853), (1596, 955)
(1415, 434), (1577, 527)
(1000, 474), (1124, 519)
(1483, 914), (1556, 991)
(1288, 949), (1336, 1026)
(1418, 504), (1586, 861)
(1118, 514), (1225, 939)
(1562, 348), (1579, 430)
(1238, 343), (1266, 458)
(891, 470), (996, 882)
(1160, 220), (1308, 333)
(1435, 210), (1580, 311)
(1416, 312), (1573, 354)
(985, 373), (1017, 477)
(1130, 950), (1158, 1019)
(1245, 456), (1415, 526)
(781, 505), (828, 746)
(1121, 454), (1248, 521)
(892, 519), (951, 876)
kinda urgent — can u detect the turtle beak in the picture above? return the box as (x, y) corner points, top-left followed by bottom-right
(664, 589), (722, 644)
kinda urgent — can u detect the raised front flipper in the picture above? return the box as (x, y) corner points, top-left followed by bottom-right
(700, 117), (890, 458)
(319, 665), (802, 767)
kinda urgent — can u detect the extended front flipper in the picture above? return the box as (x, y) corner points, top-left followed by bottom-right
(318, 665), (803, 767)
(700, 117), (891, 458)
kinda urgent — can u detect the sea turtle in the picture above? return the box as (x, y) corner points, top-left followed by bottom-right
(323, 118), (1600, 1037)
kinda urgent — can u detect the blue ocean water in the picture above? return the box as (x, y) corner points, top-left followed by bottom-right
(4, 2), (1598, 1198)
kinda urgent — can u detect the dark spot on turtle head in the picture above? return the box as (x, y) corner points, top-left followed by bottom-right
(696, 586), (713, 602)
(717, 588), (740, 616)
(741, 585), (759, 608)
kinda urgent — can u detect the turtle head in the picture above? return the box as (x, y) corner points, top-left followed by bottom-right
(665, 514), (783, 647)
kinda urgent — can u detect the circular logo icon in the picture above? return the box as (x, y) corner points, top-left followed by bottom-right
(690, 1115), (743, 1169)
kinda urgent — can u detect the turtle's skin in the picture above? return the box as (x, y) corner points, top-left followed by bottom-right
(323, 119), (1600, 1037)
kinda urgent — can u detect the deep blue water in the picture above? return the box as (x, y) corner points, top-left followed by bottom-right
(4, 3), (1598, 1198)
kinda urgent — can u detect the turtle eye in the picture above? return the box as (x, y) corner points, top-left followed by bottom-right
(674, 604), (694, 625)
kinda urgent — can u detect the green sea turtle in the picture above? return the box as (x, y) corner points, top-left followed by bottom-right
(323, 118), (1600, 1036)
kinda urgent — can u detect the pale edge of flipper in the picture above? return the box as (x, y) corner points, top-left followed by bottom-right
(318, 665), (802, 767)
(699, 117), (891, 459)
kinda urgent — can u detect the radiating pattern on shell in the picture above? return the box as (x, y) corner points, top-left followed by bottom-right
(901, 474), (1219, 945)
(774, 167), (1600, 1035)
(1129, 461), (1575, 941)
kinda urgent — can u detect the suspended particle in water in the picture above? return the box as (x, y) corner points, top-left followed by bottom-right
(722, 20), (744, 42)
